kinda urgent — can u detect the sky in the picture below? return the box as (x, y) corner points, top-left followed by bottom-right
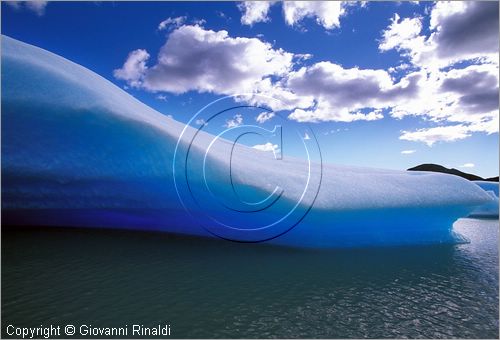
(2, 1), (499, 178)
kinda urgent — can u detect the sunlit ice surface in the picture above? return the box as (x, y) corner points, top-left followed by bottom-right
(1, 35), (494, 248)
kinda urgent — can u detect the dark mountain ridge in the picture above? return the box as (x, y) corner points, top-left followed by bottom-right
(408, 163), (499, 182)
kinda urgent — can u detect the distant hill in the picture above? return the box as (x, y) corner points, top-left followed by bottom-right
(407, 164), (499, 182)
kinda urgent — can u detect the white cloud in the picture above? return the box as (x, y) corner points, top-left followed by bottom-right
(216, 11), (229, 19)
(192, 18), (207, 26)
(459, 163), (475, 168)
(238, 1), (274, 25)
(389, 63), (499, 141)
(439, 64), (498, 122)
(467, 114), (499, 135)
(6, 0), (48, 16)
(113, 2), (498, 146)
(26, 0), (47, 15)
(255, 111), (275, 123)
(285, 62), (420, 122)
(224, 114), (243, 128)
(156, 94), (167, 101)
(240, 77), (315, 112)
(237, 1), (352, 29)
(388, 63), (411, 73)
(378, 3), (499, 144)
(295, 53), (313, 62)
(282, 1), (345, 29)
(114, 25), (294, 95)
(267, 2), (493, 142)
(380, 2), (499, 68)
(195, 118), (207, 126)
(289, 107), (383, 123)
(113, 49), (150, 88)
(245, 61), (428, 124)
(399, 125), (471, 146)
(429, 1), (498, 62)
(303, 132), (311, 140)
(401, 150), (416, 154)
(252, 142), (279, 152)
(158, 16), (187, 31)
(379, 14), (423, 52)
(399, 111), (499, 146)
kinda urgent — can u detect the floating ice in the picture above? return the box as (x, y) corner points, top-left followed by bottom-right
(1, 36), (493, 247)
(469, 181), (499, 218)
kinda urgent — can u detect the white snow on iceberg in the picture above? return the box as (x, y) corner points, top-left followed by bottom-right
(1, 36), (493, 247)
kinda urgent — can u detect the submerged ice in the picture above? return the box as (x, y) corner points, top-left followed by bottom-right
(1, 36), (494, 247)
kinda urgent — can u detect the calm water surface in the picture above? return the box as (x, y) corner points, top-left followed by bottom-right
(2, 218), (498, 338)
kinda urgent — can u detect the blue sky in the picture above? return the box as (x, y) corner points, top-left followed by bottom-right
(2, 1), (498, 177)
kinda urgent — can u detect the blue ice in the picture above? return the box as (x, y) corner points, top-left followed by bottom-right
(469, 181), (499, 218)
(1, 36), (493, 248)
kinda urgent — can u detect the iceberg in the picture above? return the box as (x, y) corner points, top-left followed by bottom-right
(469, 181), (499, 218)
(1, 36), (493, 247)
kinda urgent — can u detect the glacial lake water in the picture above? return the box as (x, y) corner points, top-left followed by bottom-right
(2, 218), (498, 338)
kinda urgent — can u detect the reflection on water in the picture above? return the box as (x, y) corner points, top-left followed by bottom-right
(1, 218), (498, 338)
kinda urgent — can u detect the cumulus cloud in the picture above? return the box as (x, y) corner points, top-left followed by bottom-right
(459, 163), (475, 168)
(389, 63), (498, 144)
(285, 62), (421, 122)
(380, 1), (499, 68)
(282, 1), (346, 29)
(401, 150), (416, 154)
(388, 63), (411, 74)
(429, 1), (498, 61)
(240, 77), (315, 112)
(224, 114), (244, 128)
(379, 14), (423, 52)
(115, 22), (496, 130)
(113, 49), (150, 88)
(195, 118), (207, 126)
(379, 2), (499, 144)
(158, 16), (187, 30)
(467, 114), (499, 135)
(399, 125), (472, 146)
(237, 1), (354, 29)
(238, 1), (275, 25)
(114, 25), (293, 95)
(6, 0), (48, 16)
(440, 64), (499, 116)
(252, 142), (279, 152)
(255, 111), (275, 123)
(114, 2), (498, 145)
(289, 107), (383, 123)
(247, 61), (424, 123)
